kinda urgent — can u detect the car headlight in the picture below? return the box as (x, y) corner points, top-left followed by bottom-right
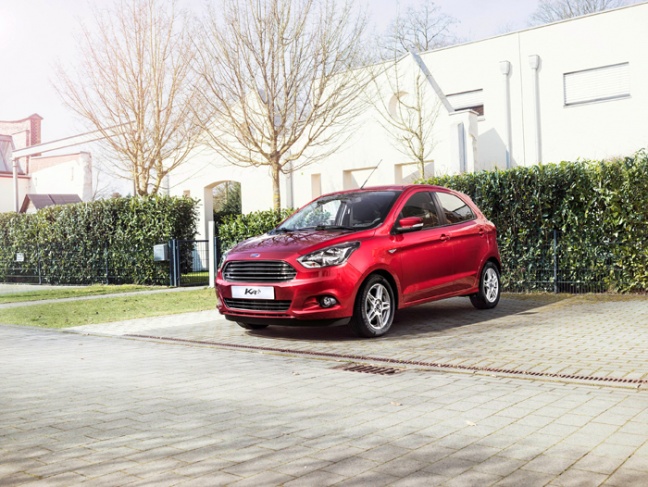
(218, 249), (230, 270)
(298, 242), (360, 269)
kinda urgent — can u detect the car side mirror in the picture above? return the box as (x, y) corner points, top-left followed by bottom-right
(396, 216), (424, 233)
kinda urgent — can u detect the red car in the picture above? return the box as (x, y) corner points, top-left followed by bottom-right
(216, 185), (501, 338)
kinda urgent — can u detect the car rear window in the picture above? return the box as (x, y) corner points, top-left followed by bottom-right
(435, 192), (475, 224)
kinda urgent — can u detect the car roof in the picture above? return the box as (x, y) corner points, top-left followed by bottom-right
(323, 184), (453, 196)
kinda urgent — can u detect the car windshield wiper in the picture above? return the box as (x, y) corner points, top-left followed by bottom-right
(270, 227), (294, 234)
(314, 224), (354, 230)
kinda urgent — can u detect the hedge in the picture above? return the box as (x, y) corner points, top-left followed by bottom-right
(421, 150), (648, 292)
(218, 208), (294, 253)
(0, 196), (198, 285)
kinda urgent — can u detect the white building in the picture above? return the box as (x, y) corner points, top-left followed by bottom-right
(0, 114), (93, 213)
(170, 3), (648, 239)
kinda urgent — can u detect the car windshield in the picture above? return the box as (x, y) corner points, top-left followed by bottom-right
(274, 190), (401, 232)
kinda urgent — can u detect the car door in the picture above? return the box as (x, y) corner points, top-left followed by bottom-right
(390, 191), (456, 304)
(433, 191), (487, 292)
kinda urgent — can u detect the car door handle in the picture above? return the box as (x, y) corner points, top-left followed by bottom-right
(440, 234), (451, 241)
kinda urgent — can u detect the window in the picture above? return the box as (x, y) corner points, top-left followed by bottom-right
(446, 89), (484, 117)
(435, 192), (474, 224)
(563, 63), (629, 106)
(399, 192), (440, 229)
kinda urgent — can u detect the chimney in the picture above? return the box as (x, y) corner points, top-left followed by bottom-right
(28, 114), (43, 146)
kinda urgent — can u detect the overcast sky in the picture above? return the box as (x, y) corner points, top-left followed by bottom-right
(1, 0), (541, 142)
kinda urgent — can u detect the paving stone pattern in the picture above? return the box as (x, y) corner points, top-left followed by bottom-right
(2, 310), (648, 486)
(74, 296), (648, 384)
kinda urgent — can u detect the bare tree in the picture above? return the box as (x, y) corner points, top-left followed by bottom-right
(379, 1), (458, 59)
(368, 56), (440, 179)
(196, 0), (369, 210)
(90, 162), (116, 201)
(529, 0), (627, 24)
(55, 0), (206, 196)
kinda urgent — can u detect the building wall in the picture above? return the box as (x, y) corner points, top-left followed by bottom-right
(169, 3), (648, 239)
(0, 151), (93, 213)
(421, 3), (648, 167)
(29, 152), (93, 202)
(0, 174), (30, 212)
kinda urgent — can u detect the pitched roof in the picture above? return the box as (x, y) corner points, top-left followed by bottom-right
(19, 194), (82, 213)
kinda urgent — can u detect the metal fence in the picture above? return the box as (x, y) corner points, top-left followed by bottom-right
(0, 243), (169, 286)
(0, 239), (216, 288)
(503, 265), (622, 293)
(501, 229), (622, 293)
(0, 231), (629, 292)
(169, 239), (213, 287)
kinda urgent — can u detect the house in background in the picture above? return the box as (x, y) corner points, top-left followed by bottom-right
(0, 114), (93, 213)
(169, 2), (648, 240)
(19, 194), (83, 214)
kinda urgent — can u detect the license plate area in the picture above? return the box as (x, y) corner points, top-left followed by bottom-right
(231, 286), (275, 300)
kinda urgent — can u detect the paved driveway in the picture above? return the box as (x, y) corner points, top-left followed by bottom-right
(75, 295), (648, 386)
(2, 294), (648, 486)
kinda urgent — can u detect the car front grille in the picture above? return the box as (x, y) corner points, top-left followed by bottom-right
(223, 260), (297, 282)
(224, 298), (291, 312)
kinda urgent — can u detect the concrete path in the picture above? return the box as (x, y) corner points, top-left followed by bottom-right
(1, 294), (648, 486)
(0, 285), (201, 309)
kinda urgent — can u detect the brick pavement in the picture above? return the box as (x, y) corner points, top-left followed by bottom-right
(1, 294), (648, 485)
(74, 295), (648, 386)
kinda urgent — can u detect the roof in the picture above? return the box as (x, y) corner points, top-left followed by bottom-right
(20, 194), (83, 213)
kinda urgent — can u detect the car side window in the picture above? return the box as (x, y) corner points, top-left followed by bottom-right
(399, 192), (440, 229)
(435, 192), (475, 224)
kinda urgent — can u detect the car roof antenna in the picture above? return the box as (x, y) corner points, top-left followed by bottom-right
(360, 159), (383, 189)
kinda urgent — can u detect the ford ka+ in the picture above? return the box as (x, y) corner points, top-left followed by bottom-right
(216, 185), (501, 338)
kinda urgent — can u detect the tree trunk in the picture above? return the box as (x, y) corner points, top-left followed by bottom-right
(271, 165), (281, 211)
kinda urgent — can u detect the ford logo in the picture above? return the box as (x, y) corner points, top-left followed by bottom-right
(250, 253), (261, 258)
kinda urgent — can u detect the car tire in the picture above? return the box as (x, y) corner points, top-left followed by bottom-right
(236, 322), (269, 330)
(470, 262), (501, 310)
(351, 274), (395, 338)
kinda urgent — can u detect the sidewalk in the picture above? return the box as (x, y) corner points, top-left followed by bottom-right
(1, 323), (647, 486)
(1, 293), (648, 485)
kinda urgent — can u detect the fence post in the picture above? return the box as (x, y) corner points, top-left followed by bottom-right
(553, 229), (558, 294)
(169, 240), (174, 287)
(169, 239), (181, 287)
(208, 221), (216, 288)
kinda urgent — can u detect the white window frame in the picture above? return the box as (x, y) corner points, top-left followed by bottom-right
(563, 62), (630, 107)
(446, 89), (484, 117)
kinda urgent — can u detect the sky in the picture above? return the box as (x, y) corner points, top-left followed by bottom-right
(0, 0), (541, 143)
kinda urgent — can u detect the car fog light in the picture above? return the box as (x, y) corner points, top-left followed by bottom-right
(319, 296), (337, 308)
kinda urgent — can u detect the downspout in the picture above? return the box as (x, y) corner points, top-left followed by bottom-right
(529, 54), (542, 164)
(499, 61), (512, 169)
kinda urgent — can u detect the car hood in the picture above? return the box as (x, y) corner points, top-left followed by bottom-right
(230, 230), (355, 256)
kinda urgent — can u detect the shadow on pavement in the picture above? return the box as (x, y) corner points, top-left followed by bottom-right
(242, 295), (566, 343)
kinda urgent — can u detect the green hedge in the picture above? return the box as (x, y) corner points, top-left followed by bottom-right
(218, 208), (294, 252)
(216, 152), (648, 292)
(0, 196), (198, 285)
(421, 150), (648, 292)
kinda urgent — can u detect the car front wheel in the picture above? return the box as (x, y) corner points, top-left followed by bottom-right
(470, 262), (501, 309)
(351, 275), (395, 338)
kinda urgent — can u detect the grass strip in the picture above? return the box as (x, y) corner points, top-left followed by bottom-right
(0, 284), (164, 304)
(0, 288), (215, 328)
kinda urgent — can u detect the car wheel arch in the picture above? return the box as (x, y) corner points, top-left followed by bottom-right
(357, 269), (400, 311)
